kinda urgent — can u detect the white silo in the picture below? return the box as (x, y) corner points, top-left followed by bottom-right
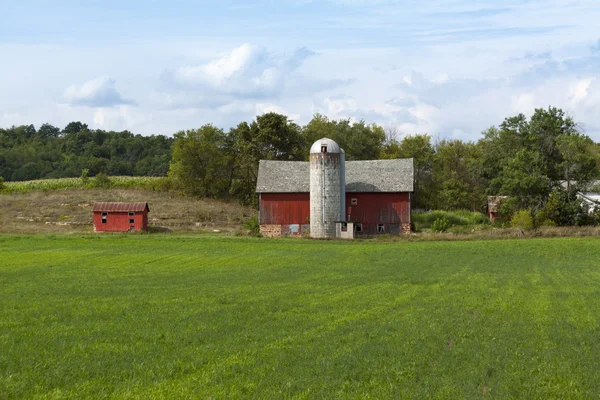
(310, 138), (343, 238)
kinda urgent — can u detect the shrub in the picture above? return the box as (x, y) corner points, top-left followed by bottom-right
(432, 217), (451, 233)
(243, 216), (261, 237)
(412, 210), (488, 230)
(0, 176), (5, 192)
(93, 173), (112, 188)
(511, 210), (534, 230)
(497, 197), (518, 223)
(542, 189), (590, 226)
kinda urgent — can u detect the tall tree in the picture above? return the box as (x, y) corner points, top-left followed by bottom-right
(168, 125), (232, 198)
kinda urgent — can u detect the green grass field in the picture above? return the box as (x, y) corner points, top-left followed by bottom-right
(2, 235), (600, 399)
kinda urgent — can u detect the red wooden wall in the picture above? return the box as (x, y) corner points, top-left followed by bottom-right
(93, 211), (148, 232)
(260, 193), (310, 225)
(346, 192), (410, 224)
(259, 192), (410, 229)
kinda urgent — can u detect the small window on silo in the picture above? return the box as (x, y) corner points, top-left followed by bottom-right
(341, 222), (348, 232)
(378, 224), (385, 233)
(351, 198), (358, 206)
(355, 223), (362, 233)
(321, 145), (327, 153)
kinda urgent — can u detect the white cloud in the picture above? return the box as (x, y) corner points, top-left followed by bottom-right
(569, 77), (595, 105)
(64, 77), (135, 108)
(255, 103), (299, 120)
(162, 44), (316, 105)
(511, 93), (536, 114)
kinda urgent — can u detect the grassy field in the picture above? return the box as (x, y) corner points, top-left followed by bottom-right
(0, 189), (256, 234)
(2, 235), (600, 399)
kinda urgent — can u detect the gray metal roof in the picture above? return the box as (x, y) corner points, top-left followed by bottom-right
(256, 158), (414, 193)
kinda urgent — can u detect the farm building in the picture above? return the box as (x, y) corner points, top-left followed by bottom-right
(487, 196), (508, 222)
(93, 202), (150, 232)
(256, 138), (414, 238)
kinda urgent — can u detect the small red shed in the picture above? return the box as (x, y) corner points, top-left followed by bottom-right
(92, 202), (150, 232)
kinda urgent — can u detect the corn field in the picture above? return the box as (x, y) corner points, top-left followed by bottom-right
(1, 176), (169, 194)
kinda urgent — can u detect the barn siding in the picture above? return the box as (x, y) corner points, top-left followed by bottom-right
(258, 192), (411, 237)
(93, 211), (148, 232)
(346, 192), (410, 235)
(259, 193), (310, 225)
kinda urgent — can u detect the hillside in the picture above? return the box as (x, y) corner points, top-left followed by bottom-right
(0, 188), (256, 234)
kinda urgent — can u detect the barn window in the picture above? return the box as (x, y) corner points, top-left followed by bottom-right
(129, 219), (135, 224)
(128, 212), (135, 216)
(351, 198), (358, 206)
(101, 212), (107, 224)
(341, 222), (348, 232)
(321, 145), (327, 153)
(378, 224), (385, 233)
(355, 223), (362, 233)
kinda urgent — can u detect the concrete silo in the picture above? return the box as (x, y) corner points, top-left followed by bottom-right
(310, 138), (344, 238)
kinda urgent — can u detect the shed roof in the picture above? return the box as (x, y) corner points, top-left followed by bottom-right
(92, 202), (150, 212)
(256, 159), (414, 193)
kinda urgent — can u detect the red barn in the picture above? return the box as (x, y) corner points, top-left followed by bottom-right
(92, 202), (150, 232)
(256, 157), (414, 238)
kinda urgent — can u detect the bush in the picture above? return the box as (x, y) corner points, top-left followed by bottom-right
(497, 197), (518, 223)
(0, 176), (5, 192)
(432, 217), (451, 233)
(412, 210), (488, 230)
(542, 189), (590, 226)
(511, 210), (534, 230)
(93, 173), (112, 188)
(243, 216), (261, 237)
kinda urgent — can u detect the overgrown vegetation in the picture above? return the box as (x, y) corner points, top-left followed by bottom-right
(511, 210), (534, 230)
(412, 210), (489, 231)
(0, 176), (169, 194)
(243, 215), (261, 237)
(431, 217), (451, 232)
(3, 235), (600, 398)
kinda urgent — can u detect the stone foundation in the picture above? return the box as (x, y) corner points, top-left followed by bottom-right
(401, 223), (411, 234)
(261, 223), (410, 237)
(260, 224), (310, 238)
(260, 224), (282, 238)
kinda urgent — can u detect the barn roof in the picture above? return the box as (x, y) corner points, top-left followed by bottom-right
(256, 159), (414, 193)
(92, 202), (150, 212)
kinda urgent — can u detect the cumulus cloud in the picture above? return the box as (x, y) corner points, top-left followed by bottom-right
(161, 44), (317, 105)
(64, 77), (136, 108)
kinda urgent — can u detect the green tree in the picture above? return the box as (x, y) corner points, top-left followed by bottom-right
(301, 114), (385, 160)
(432, 139), (486, 211)
(169, 125), (232, 198)
(556, 133), (598, 188)
(542, 189), (590, 226)
(490, 149), (551, 210)
(382, 133), (435, 209)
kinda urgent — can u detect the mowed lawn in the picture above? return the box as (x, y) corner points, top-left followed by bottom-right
(2, 236), (600, 399)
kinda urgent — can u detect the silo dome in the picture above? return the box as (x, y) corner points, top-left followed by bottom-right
(310, 138), (341, 154)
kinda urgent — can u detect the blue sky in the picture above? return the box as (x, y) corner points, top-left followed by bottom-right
(1, 0), (600, 140)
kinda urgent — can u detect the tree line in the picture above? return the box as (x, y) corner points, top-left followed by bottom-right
(2, 107), (600, 225)
(0, 121), (172, 181)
